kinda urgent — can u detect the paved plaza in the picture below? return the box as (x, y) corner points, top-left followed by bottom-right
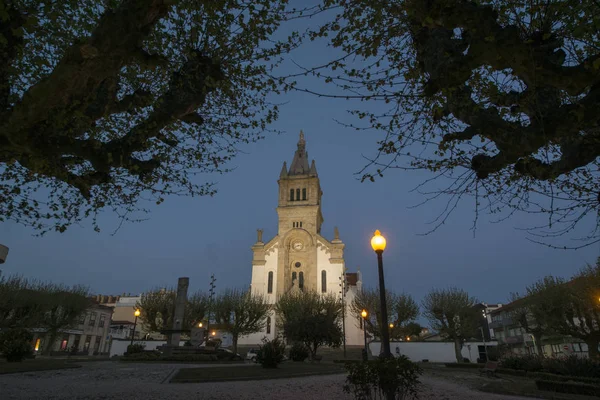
(0, 361), (531, 400)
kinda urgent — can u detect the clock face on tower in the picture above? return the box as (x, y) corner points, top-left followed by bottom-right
(292, 241), (304, 251)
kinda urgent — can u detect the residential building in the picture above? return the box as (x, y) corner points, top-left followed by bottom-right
(32, 302), (113, 356)
(489, 298), (589, 358)
(239, 131), (364, 346)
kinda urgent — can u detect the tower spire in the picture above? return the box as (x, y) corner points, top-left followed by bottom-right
(288, 130), (310, 175)
(280, 161), (288, 178)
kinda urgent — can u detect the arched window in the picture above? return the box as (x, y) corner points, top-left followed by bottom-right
(267, 271), (273, 294)
(289, 189), (294, 201)
(299, 272), (304, 290)
(302, 188), (307, 200)
(296, 188), (301, 201)
(321, 270), (327, 293)
(292, 271), (297, 283)
(266, 316), (271, 334)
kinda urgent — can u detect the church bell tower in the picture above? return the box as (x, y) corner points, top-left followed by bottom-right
(275, 131), (325, 295)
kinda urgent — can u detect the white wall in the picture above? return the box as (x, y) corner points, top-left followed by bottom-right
(369, 341), (498, 363)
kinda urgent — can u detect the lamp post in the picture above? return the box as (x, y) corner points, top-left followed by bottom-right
(130, 309), (140, 346)
(207, 274), (216, 341)
(361, 309), (368, 361)
(481, 308), (490, 361)
(371, 230), (391, 358)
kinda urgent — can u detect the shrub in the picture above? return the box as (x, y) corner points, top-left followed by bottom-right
(122, 351), (161, 361)
(289, 342), (309, 362)
(344, 356), (422, 400)
(126, 343), (145, 355)
(500, 354), (543, 371)
(535, 380), (600, 397)
(0, 328), (33, 362)
(257, 337), (286, 368)
(541, 355), (600, 378)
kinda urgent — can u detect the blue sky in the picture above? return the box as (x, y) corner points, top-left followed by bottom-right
(1, 5), (599, 316)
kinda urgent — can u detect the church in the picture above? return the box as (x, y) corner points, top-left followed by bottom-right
(239, 132), (364, 346)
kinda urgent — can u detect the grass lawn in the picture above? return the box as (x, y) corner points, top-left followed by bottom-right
(420, 364), (598, 400)
(171, 362), (346, 383)
(0, 359), (82, 375)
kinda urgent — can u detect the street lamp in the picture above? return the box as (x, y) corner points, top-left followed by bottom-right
(130, 309), (140, 346)
(361, 309), (368, 361)
(371, 230), (391, 358)
(198, 322), (203, 328)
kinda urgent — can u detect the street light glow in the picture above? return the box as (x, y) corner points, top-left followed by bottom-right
(370, 230), (387, 252)
(389, 323), (394, 328)
(361, 310), (367, 318)
(134, 309), (140, 317)
(198, 322), (203, 328)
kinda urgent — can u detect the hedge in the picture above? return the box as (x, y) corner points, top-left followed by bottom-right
(535, 380), (600, 397)
(528, 371), (600, 385)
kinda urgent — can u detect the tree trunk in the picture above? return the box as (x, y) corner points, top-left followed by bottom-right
(586, 339), (599, 360)
(43, 331), (58, 356)
(534, 333), (544, 356)
(454, 338), (463, 363)
(232, 334), (238, 355)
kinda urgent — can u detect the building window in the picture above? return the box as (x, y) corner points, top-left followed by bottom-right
(266, 316), (271, 334)
(88, 312), (97, 327)
(296, 188), (300, 201)
(289, 189), (294, 201)
(302, 188), (307, 200)
(321, 270), (327, 293)
(267, 271), (273, 294)
(292, 271), (297, 283)
(79, 313), (87, 324)
(300, 222), (302, 228)
(99, 314), (106, 328)
(299, 272), (304, 290)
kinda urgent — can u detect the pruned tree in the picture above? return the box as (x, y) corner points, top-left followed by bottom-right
(509, 277), (567, 356)
(559, 261), (600, 359)
(296, 0), (600, 247)
(0, 276), (49, 328)
(350, 288), (419, 340)
(213, 288), (270, 353)
(137, 288), (208, 336)
(276, 291), (343, 359)
(0, 0), (296, 233)
(38, 285), (90, 354)
(422, 287), (479, 363)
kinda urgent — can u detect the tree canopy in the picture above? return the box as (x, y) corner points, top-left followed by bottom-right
(0, 0), (294, 233)
(350, 288), (419, 340)
(213, 288), (270, 353)
(297, 0), (600, 247)
(422, 287), (479, 362)
(276, 291), (343, 359)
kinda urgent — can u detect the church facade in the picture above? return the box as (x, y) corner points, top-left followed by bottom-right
(239, 132), (364, 346)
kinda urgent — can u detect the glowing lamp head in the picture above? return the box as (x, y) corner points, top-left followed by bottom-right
(361, 310), (367, 319)
(134, 309), (141, 317)
(389, 323), (394, 328)
(211, 331), (216, 336)
(198, 322), (203, 328)
(407, 337), (411, 341)
(371, 230), (387, 252)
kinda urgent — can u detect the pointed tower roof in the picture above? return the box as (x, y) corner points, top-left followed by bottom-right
(288, 130), (312, 176)
(280, 161), (288, 178)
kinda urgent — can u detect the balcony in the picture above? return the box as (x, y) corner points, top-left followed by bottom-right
(504, 335), (524, 344)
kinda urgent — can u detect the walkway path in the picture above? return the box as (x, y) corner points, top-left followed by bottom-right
(0, 361), (531, 399)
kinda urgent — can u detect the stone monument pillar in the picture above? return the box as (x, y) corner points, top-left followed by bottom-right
(169, 277), (189, 346)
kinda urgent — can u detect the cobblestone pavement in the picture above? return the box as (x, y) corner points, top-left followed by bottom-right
(0, 361), (530, 400)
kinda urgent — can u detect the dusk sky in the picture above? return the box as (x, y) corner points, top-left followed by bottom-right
(1, 6), (598, 317)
